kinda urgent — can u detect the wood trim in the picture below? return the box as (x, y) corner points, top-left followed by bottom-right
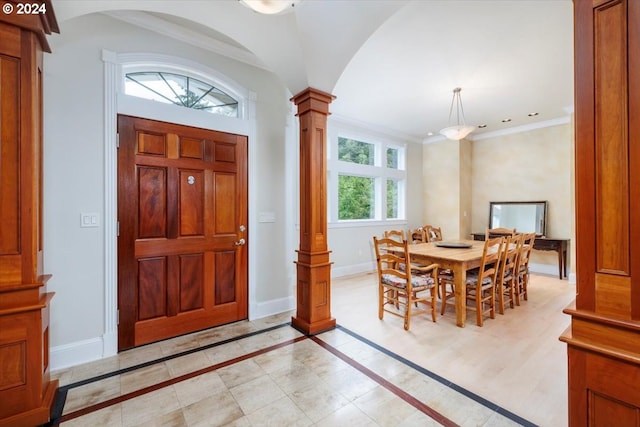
(629, 0), (640, 320)
(574, 0), (596, 311)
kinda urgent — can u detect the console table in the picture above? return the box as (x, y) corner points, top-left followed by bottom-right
(471, 233), (569, 279)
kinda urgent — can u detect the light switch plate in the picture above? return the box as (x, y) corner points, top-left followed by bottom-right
(80, 212), (100, 228)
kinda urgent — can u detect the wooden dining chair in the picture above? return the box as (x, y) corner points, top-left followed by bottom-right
(424, 225), (443, 242)
(373, 236), (439, 330)
(408, 228), (427, 243)
(485, 227), (516, 239)
(514, 232), (536, 305)
(464, 236), (504, 326)
(384, 229), (406, 242)
(495, 234), (522, 314)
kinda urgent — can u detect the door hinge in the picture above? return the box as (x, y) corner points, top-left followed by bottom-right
(117, 309), (119, 325)
(117, 221), (120, 236)
(116, 133), (120, 149)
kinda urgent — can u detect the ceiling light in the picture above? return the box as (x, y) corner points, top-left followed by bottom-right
(502, 118), (512, 123)
(439, 87), (475, 141)
(478, 124), (487, 128)
(239, 0), (300, 14)
(528, 112), (539, 117)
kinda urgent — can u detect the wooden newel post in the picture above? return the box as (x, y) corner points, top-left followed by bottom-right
(290, 87), (337, 334)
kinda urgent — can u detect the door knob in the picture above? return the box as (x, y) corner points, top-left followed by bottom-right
(234, 238), (246, 246)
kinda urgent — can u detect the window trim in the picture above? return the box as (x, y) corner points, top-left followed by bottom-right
(327, 127), (408, 225)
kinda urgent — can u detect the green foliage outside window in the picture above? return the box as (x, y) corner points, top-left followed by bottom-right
(338, 137), (374, 165)
(387, 179), (398, 218)
(387, 147), (398, 169)
(336, 137), (402, 220)
(338, 175), (374, 220)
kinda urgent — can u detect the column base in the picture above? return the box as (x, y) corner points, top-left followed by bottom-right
(291, 315), (336, 335)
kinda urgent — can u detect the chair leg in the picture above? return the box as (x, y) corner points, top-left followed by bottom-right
(496, 284), (505, 315)
(404, 296), (412, 330)
(489, 287), (496, 319)
(378, 284), (385, 319)
(475, 288), (483, 327)
(508, 280), (515, 309)
(430, 286), (437, 322)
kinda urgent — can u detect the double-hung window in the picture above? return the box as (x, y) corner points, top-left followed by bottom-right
(328, 133), (406, 223)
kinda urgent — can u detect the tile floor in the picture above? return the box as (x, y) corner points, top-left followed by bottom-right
(49, 315), (536, 426)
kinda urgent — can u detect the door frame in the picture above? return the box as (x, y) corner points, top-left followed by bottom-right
(101, 50), (266, 356)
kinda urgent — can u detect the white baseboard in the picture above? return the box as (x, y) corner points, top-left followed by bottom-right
(249, 295), (296, 321)
(50, 337), (104, 372)
(332, 261), (375, 278)
(529, 262), (559, 277)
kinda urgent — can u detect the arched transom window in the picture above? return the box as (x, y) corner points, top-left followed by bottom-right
(125, 71), (239, 117)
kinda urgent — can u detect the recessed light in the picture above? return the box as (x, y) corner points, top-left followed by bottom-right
(427, 131), (434, 136)
(528, 112), (539, 117)
(501, 118), (511, 123)
(478, 124), (487, 128)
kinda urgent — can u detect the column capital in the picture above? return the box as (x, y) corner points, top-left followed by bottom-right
(291, 87), (336, 116)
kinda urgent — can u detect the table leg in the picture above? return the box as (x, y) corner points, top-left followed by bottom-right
(454, 265), (466, 327)
(558, 247), (563, 279)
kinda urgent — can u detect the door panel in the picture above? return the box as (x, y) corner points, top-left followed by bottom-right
(117, 115), (248, 350)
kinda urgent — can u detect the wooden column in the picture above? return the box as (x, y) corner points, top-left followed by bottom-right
(0, 2), (59, 426)
(290, 88), (337, 335)
(561, 1), (640, 425)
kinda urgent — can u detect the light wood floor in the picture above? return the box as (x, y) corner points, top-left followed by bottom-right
(331, 272), (575, 427)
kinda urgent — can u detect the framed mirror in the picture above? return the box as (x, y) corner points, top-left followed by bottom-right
(489, 201), (547, 236)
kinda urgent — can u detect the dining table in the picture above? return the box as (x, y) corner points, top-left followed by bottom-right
(390, 239), (492, 328)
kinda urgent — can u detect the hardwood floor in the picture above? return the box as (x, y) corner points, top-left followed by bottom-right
(331, 272), (574, 427)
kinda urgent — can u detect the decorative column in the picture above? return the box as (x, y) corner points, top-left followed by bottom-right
(290, 88), (336, 335)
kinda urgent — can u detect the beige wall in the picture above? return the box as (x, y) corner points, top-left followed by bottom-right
(423, 140), (464, 239)
(423, 123), (574, 274)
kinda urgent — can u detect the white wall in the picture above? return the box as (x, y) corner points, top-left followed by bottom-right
(43, 13), (294, 369)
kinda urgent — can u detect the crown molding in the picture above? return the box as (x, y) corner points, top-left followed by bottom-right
(422, 115), (572, 144)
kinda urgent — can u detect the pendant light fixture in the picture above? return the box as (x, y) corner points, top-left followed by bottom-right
(439, 87), (475, 141)
(239, 0), (300, 15)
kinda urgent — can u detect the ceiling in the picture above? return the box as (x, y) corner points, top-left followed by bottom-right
(53, 0), (575, 142)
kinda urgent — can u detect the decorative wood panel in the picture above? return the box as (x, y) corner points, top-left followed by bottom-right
(180, 137), (204, 159)
(137, 132), (166, 156)
(215, 251), (235, 305)
(213, 142), (235, 163)
(214, 173), (235, 234)
(138, 167), (167, 239)
(0, 341), (26, 390)
(179, 253), (204, 312)
(0, 55), (20, 257)
(138, 257), (167, 321)
(594, 0), (629, 277)
(179, 169), (204, 236)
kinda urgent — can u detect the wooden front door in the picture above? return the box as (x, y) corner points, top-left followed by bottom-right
(117, 115), (248, 350)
